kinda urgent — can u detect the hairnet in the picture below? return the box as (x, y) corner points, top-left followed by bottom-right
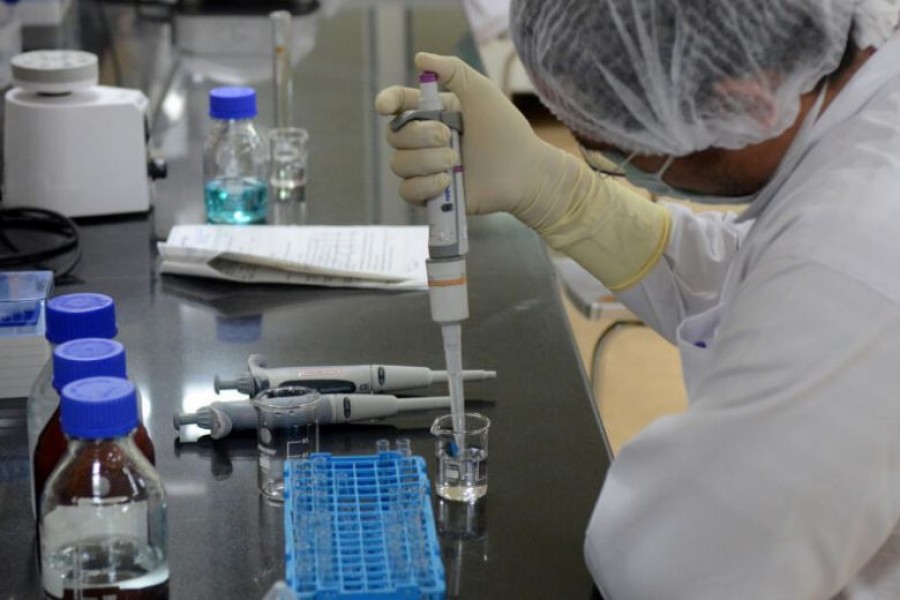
(511, 0), (900, 156)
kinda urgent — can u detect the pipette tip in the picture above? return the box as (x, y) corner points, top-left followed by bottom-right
(173, 411), (197, 429)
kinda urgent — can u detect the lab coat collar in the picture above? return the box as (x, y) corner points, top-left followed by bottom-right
(737, 32), (900, 223)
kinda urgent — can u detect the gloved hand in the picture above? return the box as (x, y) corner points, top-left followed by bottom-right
(375, 52), (672, 292)
(375, 53), (572, 228)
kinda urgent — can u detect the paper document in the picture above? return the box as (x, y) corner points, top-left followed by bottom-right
(158, 225), (429, 290)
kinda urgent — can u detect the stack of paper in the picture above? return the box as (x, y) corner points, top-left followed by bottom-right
(158, 225), (430, 290)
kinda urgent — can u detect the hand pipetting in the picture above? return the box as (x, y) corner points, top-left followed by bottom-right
(390, 71), (471, 450)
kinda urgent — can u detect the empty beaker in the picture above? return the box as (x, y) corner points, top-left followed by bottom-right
(431, 413), (490, 503)
(252, 386), (320, 502)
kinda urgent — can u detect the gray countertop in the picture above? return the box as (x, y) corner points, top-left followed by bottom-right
(0, 2), (612, 597)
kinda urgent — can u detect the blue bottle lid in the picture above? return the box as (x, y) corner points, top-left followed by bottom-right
(45, 293), (117, 344)
(209, 87), (257, 120)
(52, 338), (127, 392)
(61, 377), (138, 439)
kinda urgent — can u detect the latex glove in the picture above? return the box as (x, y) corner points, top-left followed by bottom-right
(375, 52), (672, 292)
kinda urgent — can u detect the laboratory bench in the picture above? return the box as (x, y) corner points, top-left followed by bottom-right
(0, 1), (612, 597)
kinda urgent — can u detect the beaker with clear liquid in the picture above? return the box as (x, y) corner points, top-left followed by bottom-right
(268, 127), (308, 205)
(431, 413), (490, 503)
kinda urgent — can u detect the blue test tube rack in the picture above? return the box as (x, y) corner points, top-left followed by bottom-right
(285, 451), (446, 599)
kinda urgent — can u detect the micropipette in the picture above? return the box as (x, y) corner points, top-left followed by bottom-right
(390, 71), (470, 448)
(215, 354), (494, 396)
(173, 393), (453, 439)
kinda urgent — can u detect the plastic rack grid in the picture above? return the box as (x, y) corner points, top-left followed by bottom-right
(0, 271), (52, 329)
(285, 452), (446, 599)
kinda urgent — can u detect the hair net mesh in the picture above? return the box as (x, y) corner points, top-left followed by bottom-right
(511, 0), (900, 156)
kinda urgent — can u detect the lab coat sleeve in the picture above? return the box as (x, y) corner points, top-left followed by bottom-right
(616, 203), (753, 343)
(586, 256), (900, 599)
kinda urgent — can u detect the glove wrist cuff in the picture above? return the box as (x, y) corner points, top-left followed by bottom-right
(537, 170), (672, 292)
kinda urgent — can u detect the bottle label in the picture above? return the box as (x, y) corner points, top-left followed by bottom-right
(41, 501), (152, 597)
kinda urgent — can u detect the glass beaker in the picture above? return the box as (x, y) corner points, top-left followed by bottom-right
(252, 386), (320, 502)
(268, 127), (308, 205)
(430, 413), (490, 503)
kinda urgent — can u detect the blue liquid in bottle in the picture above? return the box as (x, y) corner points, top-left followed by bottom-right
(205, 177), (268, 224)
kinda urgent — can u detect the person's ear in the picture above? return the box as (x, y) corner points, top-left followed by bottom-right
(714, 79), (778, 130)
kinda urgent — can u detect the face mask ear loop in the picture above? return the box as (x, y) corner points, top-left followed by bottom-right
(811, 80), (829, 123)
(621, 150), (639, 173)
(654, 155), (676, 182)
(578, 144), (594, 169)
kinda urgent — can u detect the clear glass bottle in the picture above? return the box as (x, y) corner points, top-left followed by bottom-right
(203, 86), (268, 224)
(40, 376), (168, 600)
(33, 338), (156, 518)
(27, 293), (118, 516)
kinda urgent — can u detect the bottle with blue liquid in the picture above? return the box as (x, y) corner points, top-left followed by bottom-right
(203, 87), (268, 224)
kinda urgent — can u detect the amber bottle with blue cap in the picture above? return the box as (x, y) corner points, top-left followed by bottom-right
(203, 86), (268, 224)
(32, 338), (156, 517)
(28, 292), (123, 517)
(40, 376), (168, 599)
(27, 292), (119, 461)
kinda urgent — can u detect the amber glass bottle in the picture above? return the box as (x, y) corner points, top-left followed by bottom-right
(29, 293), (120, 516)
(33, 338), (155, 517)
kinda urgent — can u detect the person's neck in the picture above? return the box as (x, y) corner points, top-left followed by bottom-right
(818, 47), (876, 115)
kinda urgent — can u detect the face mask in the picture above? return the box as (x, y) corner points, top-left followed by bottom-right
(585, 147), (758, 205)
(580, 79), (833, 207)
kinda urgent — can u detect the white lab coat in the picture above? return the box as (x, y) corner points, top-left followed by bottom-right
(585, 34), (900, 599)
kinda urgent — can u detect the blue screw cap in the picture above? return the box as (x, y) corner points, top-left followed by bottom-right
(52, 338), (127, 392)
(61, 377), (138, 439)
(209, 87), (257, 120)
(45, 293), (117, 344)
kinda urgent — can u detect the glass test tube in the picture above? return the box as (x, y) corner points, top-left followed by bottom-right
(271, 10), (293, 129)
(293, 464), (314, 588)
(385, 495), (409, 582)
(408, 484), (430, 582)
(395, 438), (411, 457)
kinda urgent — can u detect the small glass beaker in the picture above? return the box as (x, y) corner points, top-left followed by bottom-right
(430, 413), (490, 503)
(252, 386), (320, 502)
(268, 127), (309, 205)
